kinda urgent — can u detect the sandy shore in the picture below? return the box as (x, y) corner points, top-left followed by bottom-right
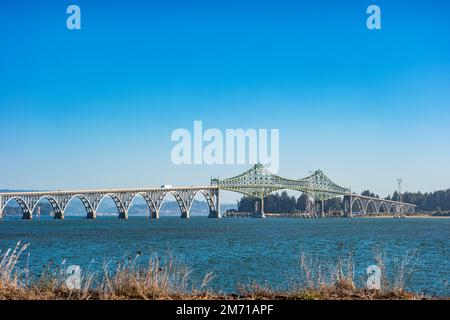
(356, 214), (450, 219)
(260, 213), (450, 219)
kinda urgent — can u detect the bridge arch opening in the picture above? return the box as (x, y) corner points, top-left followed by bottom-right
(378, 202), (388, 214)
(229, 192), (259, 213)
(351, 197), (364, 215)
(64, 194), (95, 219)
(127, 193), (157, 218)
(30, 196), (63, 219)
(399, 206), (407, 215)
(95, 193), (127, 219)
(388, 203), (398, 215)
(262, 190), (302, 214)
(1, 197), (31, 220)
(230, 189), (302, 217)
(365, 200), (377, 215)
(188, 190), (216, 217)
(158, 191), (188, 218)
(322, 196), (344, 217)
(64, 195), (95, 219)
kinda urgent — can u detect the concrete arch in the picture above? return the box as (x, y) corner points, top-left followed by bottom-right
(158, 191), (189, 218)
(365, 199), (377, 214)
(407, 206), (415, 214)
(378, 202), (388, 213)
(388, 203), (398, 215)
(96, 193), (127, 219)
(30, 195), (64, 219)
(351, 197), (365, 214)
(2, 197), (32, 219)
(187, 189), (217, 217)
(128, 192), (158, 218)
(65, 194), (96, 219)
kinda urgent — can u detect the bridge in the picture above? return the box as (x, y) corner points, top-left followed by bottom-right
(0, 186), (220, 220)
(212, 164), (415, 218)
(0, 164), (415, 219)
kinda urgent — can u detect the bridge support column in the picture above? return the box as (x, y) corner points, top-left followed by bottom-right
(260, 197), (265, 218)
(22, 211), (32, 220)
(86, 211), (96, 219)
(54, 211), (64, 219)
(343, 195), (353, 218)
(118, 210), (128, 219)
(349, 201), (353, 217)
(150, 209), (159, 219)
(320, 199), (325, 218)
(253, 197), (265, 218)
(208, 189), (221, 218)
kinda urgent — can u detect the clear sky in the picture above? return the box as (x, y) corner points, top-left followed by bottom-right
(1, 0), (449, 202)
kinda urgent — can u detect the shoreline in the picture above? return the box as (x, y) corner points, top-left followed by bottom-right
(227, 213), (450, 219)
(354, 214), (450, 219)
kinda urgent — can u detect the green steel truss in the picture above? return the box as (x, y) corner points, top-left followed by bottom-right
(211, 163), (350, 201)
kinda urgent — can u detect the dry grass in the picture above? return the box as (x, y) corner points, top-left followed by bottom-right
(235, 250), (426, 300)
(97, 254), (214, 299)
(0, 242), (444, 300)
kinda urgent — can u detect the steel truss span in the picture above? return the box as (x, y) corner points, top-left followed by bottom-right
(212, 163), (415, 218)
(0, 164), (415, 220)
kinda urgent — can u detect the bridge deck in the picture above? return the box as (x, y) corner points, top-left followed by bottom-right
(0, 185), (218, 197)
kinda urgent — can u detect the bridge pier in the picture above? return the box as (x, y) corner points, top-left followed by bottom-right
(22, 211), (32, 220)
(150, 209), (159, 219)
(86, 211), (96, 219)
(208, 189), (221, 218)
(320, 199), (325, 218)
(54, 211), (64, 219)
(252, 197), (265, 218)
(118, 210), (128, 219)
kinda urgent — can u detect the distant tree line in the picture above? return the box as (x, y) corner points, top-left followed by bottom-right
(237, 189), (450, 213)
(237, 191), (343, 213)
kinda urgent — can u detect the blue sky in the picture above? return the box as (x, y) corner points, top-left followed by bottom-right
(1, 0), (449, 202)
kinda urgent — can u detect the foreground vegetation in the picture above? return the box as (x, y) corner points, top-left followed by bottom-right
(0, 242), (444, 300)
